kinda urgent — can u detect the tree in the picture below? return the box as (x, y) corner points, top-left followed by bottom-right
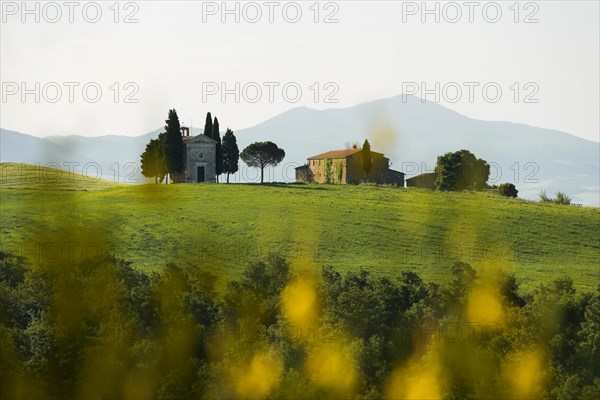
(578, 288), (600, 372)
(240, 141), (285, 184)
(539, 191), (572, 205)
(435, 151), (462, 191)
(539, 190), (552, 202)
(445, 261), (478, 305)
(140, 132), (167, 183)
(164, 109), (184, 182)
(498, 182), (518, 198)
(203, 112), (213, 139)
(324, 158), (334, 184)
(555, 192), (572, 205)
(222, 128), (239, 183)
(213, 117), (222, 182)
(361, 139), (372, 181)
(456, 149), (490, 190)
(435, 149), (490, 191)
(140, 137), (158, 183)
(336, 160), (344, 184)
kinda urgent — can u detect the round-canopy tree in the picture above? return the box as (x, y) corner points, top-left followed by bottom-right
(140, 132), (167, 183)
(240, 141), (285, 183)
(435, 149), (490, 191)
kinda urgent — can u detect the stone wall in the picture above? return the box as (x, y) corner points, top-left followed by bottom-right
(295, 165), (313, 183)
(184, 137), (216, 183)
(308, 158), (348, 184)
(346, 152), (390, 184)
(303, 150), (400, 185)
(406, 172), (436, 189)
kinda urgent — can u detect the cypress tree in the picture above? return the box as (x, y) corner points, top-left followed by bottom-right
(164, 109), (184, 182)
(362, 139), (372, 182)
(203, 112), (213, 139)
(213, 117), (222, 182)
(222, 128), (239, 183)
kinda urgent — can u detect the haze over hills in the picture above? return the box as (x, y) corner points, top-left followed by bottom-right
(1, 95), (598, 205)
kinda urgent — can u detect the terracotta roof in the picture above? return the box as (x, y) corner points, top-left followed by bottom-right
(307, 148), (362, 160)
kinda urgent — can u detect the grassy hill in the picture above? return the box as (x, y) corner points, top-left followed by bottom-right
(1, 164), (598, 291)
(0, 162), (122, 191)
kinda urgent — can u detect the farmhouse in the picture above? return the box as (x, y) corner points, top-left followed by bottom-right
(295, 145), (405, 185)
(173, 127), (217, 183)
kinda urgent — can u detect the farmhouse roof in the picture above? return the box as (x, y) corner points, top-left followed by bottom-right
(406, 172), (436, 181)
(307, 148), (362, 160)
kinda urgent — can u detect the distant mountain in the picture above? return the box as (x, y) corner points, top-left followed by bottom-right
(0, 129), (96, 167)
(1, 95), (598, 205)
(0, 127), (170, 184)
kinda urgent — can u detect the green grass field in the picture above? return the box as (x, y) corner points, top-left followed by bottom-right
(1, 163), (599, 291)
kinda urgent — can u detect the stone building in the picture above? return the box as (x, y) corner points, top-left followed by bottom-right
(173, 127), (217, 183)
(295, 145), (405, 185)
(406, 172), (437, 189)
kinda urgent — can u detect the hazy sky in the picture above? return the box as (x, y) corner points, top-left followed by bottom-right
(1, 1), (599, 142)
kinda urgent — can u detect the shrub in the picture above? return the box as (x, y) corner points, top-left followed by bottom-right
(324, 158), (334, 184)
(498, 182), (518, 198)
(555, 192), (572, 205)
(539, 190), (572, 205)
(539, 190), (552, 202)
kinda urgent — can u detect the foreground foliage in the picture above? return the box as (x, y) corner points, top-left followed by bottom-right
(1, 253), (598, 399)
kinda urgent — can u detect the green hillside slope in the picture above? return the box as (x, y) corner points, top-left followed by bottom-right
(1, 171), (598, 291)
(0, 162), (121, 190)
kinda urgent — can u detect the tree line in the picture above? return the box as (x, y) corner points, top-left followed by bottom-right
(141, 109), (285, 184)
(1, 252), (598, 399)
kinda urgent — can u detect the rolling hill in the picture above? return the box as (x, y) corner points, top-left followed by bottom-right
(1, 95), (598, 204)
(1, 167), (598, 291)
(0, 162), (122, 190)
